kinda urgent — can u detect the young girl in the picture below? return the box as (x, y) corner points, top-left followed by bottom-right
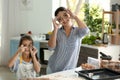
(8, 35), (40, 80)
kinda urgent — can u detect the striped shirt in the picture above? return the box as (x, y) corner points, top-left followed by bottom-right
(48, 26), (89, 73)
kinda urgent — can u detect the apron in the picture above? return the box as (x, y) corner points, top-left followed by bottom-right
(17, 56), (36, 80)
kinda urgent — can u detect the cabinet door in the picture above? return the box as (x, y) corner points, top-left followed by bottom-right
(10, 40), (40, 59)
(77, 46), (98, 66)
(10, 40), (19, 57)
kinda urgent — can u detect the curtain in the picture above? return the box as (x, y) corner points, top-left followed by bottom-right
(0, 0), (1, 66)
(0, 0), (9, 66)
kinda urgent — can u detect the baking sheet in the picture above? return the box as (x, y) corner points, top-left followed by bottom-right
(75, 68), (120, 80)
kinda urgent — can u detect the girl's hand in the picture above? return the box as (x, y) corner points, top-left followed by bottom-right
(17, 45), (26, 54)
(30, 46), (38, 57)
(52, 18), (61, 30)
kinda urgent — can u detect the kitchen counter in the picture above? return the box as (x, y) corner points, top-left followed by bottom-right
(37, 67), (86, 80)
(81, 44), (120, 61)
(23, 67), (120, 80)
(10, 36), (120, 63)
(81, 43), (120, 49)
(11, 36), (46, 42)
(11, 36), (120, 62)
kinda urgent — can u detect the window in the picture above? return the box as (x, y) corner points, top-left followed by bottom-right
(52, 0), (111, 28)
(89, 0), (110, 11)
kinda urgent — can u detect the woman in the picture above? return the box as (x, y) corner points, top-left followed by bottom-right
(47, 7), (90, 74)
(8, 35), (40, 80)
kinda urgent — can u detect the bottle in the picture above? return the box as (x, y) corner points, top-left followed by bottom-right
(108, 25), (112, 34)
(102, 33), (108, 44)
(118, 54), (120, 61)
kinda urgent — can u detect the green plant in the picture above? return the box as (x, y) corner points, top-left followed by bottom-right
(83, 4), (102, 33)
(82, 35), (97, 45)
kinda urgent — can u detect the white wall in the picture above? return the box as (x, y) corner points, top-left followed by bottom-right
(8, 0), (52, 37)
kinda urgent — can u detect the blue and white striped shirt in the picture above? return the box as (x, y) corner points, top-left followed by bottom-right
(48, 26), (89, 73)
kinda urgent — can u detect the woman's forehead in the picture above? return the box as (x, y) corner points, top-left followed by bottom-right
(57, 11), (67, 17)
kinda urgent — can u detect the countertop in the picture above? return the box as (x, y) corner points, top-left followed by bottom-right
(38, 67), (120, 80)
(11, 36), (48, 42)
(11, 36), (119, 47)
(81, 44), (120, 49)
(23, 67), (120, 80)
(38, 67), (86, 80)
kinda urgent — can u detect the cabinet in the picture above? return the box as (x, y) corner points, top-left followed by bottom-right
(77, 46), (98, 66)
(77, 45), (120, 66)
(10, 40), (19, 57)
(102, 9), (120, 44)
(10, 39), (40, 59)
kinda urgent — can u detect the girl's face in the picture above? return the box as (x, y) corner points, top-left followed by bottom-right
(22, 40), (32, 55)
(56, 11), (71, 26)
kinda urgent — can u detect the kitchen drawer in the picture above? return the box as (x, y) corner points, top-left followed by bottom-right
(40, 42), (48, 48)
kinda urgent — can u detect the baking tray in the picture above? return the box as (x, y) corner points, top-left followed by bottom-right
(75, 68), (120, 80)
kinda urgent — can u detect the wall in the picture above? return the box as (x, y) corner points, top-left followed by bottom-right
(0, 0), (52, 66)
(8, 0), (52, 37)
(1, 0), (62, 66)
(1, 0), (120, 66)
(0, 0), (9, 66)
(110, 0), (120, 5)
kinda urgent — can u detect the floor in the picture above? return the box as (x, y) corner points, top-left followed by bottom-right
(0, 66), (17, 80)
(0, 65), (47, 80)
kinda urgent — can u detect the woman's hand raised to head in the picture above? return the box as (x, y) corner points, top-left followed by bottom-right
(52, 18), (61, 30)
(66, 9), (76, 19)
(67, 8), (87, 28)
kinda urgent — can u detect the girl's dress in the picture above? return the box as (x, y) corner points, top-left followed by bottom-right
(12, 56), (36, 80)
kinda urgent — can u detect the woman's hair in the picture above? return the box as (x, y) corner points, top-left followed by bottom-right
(19, 35), (38, 61)
(55, 7), (67, 16)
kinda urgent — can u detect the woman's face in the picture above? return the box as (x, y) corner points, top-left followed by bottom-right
(56, 11), (71, 26)
(22, 40), (32, 55)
